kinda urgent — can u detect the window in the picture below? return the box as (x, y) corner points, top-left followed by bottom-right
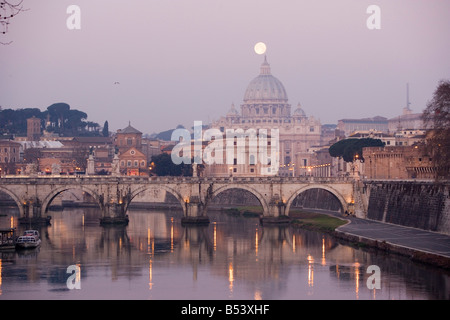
(310, 126), (315, 132)
(127, 138), (133, 146)
(127, 161), (132, 167)
(134, 160), (138, 167)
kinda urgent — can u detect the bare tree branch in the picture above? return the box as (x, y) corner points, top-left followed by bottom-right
(1, 0), (27, 44)
(422, 79), (450, 179)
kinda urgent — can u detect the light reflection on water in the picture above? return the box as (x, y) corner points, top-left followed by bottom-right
(0, 206), (448, 300)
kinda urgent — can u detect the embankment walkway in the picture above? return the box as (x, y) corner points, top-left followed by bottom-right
(333, 214), (450, 265)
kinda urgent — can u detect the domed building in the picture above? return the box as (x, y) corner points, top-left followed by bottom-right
(210, 56), (322, 177)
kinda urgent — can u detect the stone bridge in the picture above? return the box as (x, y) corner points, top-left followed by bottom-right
(0, 175), (364, 225)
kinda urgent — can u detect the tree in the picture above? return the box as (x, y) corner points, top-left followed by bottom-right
(0, 107), (42, 135)
(46, 103), (70, 133)
(329, 138), (384, 162)
(150, 153), (192, 176)
(0, 103), (100, 137)
(421, 79), (450, 179)
(23, 148), (41, 165)
(102, 121), (109, 137)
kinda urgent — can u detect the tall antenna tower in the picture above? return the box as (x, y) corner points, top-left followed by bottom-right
(403, 83), (412, 115)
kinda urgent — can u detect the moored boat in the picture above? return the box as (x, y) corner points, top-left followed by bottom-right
(15, 235), (41, 249)
(0, 228), (16, 250)
(15, 230), (41, 249)
(23, 230), (40, 239)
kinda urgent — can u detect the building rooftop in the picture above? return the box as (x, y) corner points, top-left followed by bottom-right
(118, 123), (142, 135)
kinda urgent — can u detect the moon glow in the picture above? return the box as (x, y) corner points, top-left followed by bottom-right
(254, 42), (267, 55)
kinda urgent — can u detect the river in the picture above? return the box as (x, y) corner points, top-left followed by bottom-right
(0, 206), (448, 300)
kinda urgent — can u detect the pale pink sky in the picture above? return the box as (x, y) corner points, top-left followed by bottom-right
(1, 0), (449, 133)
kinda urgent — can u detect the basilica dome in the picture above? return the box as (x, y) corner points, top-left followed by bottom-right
(243, 56), (288, 103)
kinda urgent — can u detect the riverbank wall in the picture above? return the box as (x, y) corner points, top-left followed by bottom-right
(364, 180), (450, 235)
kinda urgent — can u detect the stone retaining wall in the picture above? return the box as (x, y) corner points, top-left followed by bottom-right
(366, 181), (450, 235)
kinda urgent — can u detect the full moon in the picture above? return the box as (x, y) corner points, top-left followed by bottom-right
(254, 42), (267, 55)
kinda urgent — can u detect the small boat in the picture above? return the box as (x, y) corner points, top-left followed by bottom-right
(15, 235), (41, 249)
(0, 228), (16, 251)
(23, 230), (40, 239)
(15, 230), (41, 249)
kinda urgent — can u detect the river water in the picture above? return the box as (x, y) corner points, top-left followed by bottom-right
(0, 206), (448, 300)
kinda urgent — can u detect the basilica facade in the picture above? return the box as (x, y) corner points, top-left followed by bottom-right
(208, 56), (322, 177)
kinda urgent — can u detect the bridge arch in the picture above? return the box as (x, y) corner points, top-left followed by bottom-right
(208, 184), (269, 215)
(127, 185), (186, 215)
(285, 185), (349, 215)
(0, 186), (25, 217)
(41, 186), (103, 216)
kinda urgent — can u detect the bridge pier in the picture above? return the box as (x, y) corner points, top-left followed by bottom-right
(260, 199), (290, 225)
(181, 196), (210, 225)
(19, 199), (51, 225)
(100, 202), (129, 225)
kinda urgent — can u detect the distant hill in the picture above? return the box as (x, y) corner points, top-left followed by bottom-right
(152, 124), (186, 141)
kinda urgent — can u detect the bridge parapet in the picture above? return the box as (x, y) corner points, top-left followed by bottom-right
(0, 175), (352, 185)
(0, 174), (357, 225)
